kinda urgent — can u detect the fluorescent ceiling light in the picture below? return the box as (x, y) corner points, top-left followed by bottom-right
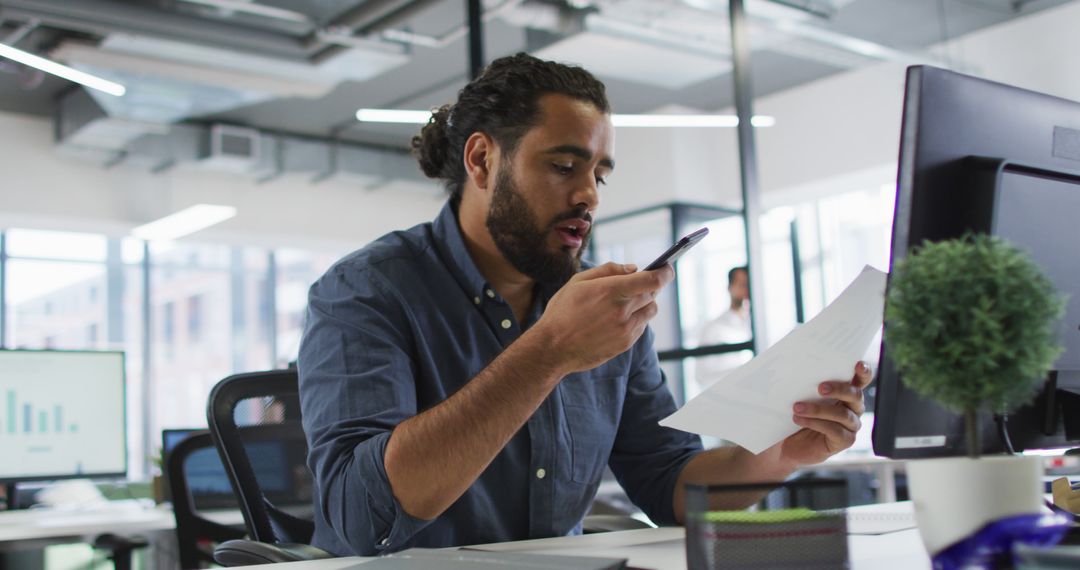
(356, 109), (435, 124)
(178, 0), (310, 22)
(131, 204), (237, 241)
(356, 108), (775, 128)
(0, 43), (126, 97)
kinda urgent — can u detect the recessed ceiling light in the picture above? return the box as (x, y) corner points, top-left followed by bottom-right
(131, 204), (238, 241)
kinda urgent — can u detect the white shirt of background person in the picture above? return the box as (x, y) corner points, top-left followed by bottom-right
(691, 267), (753, 400)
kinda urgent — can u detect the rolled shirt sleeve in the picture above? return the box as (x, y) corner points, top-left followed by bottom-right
(299, 262), (432, 555)
(608, 328), (704, 526)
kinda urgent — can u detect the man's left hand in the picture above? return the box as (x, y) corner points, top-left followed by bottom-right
(777, 361), (874, 468)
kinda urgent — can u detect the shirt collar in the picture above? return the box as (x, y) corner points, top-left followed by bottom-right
(431, 200), (569, 306)
(432, 200), (492, 301)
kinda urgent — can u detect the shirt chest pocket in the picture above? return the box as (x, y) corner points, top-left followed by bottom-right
(559, 373), (624, 484)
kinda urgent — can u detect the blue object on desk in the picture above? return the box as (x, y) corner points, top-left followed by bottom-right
(931, 512), (1072, 570)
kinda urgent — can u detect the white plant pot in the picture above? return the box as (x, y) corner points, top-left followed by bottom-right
(907, 455), (1044, 555)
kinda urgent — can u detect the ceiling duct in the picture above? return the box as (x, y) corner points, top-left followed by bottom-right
(201, 125), (261, 174)
(54, 86), (435, 193)
(527, 0), (922, 89)
(0, 0), (320, 61)
(18, 0), (417, 190)
(3, 0), (412, 135)
(48, 32), (410, 126)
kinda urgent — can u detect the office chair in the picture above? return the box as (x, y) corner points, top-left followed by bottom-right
(206, 369), (333, 566)
(91, 533), (149, 570)
(165, 431), (248, 568)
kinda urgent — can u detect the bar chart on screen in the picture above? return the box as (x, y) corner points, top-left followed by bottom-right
(0, 350), (127, 482)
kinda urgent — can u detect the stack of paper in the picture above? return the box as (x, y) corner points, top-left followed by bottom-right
(662, 266), (887, 453)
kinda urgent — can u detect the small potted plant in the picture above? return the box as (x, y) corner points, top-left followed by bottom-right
(885, 234), (1066, 559)
(151, 447), (168, 504)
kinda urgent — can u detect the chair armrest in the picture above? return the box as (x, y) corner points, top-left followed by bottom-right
(213, 539), (334, 566)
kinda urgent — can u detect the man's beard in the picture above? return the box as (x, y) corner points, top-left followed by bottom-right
(485, 167), (589, 285)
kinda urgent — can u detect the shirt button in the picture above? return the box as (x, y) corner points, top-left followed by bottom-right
(536, 468), (546, 479)
(486, 289), (496, 298)
(500, 319), (512, 329)
(473, 296), (481, 305)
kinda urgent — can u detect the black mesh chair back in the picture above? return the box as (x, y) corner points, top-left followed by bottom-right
(165, 432), (246, 568)
(206, 369), (315, 545)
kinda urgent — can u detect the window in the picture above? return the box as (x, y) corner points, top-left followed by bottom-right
(120, 238), (146, 475)
(274, 248), (346, 367)
(765, 178), (897, 369)
(149, 242), (232, 439)
(1, 228), (347, 477)
(234, 248), (274, 373)
(162, 302), (175, 346)
(4, 230), (108, 351)
(187, 294), (202, 343)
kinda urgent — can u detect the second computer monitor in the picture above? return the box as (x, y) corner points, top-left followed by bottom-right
(872, 66), (1080, 458)
(0, 349), (127, 484)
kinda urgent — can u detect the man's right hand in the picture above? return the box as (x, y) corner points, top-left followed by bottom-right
(531, 261), (675, 375)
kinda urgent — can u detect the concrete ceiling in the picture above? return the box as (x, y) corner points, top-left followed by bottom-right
(0, 0), (1073, 150)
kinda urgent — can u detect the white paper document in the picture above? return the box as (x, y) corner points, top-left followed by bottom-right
(660, 265), (888, 454)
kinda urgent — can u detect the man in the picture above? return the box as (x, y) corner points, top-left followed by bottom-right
(692, 266), (753, 398)
(298, 53), (871, 557)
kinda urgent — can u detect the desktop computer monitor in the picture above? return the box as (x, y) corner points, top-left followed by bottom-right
(0, 350), (127, 485)
(161, 427), (297, 510)
(162, 428), (239, 510)
(873, 66), (1080, 459)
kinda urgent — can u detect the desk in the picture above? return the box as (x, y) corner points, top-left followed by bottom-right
(0, 501), (244, 546)
(816, 453), (904, 503)
(226, 502), (930, 570)
(0, 501), (245, 568)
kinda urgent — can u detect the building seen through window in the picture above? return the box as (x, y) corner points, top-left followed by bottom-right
(1, 228), (346, 476)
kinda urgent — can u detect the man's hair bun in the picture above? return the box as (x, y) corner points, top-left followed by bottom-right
(411, 105), (453, 179)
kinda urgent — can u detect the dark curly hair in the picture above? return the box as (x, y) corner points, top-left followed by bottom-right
(411, 53), (609, 204)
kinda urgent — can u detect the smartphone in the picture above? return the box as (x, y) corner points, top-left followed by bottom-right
(643, 227), (709, 271)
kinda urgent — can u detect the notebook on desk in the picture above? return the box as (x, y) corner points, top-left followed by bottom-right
(345, 548), (627, 569)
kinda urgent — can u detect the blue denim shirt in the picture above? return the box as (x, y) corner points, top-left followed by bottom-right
(298, 201), (703, 556)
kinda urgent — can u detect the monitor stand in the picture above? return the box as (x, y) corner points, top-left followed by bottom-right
(1, 481), (48, 510)
(2, 482), (21, 510)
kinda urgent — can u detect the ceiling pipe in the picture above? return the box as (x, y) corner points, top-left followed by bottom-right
(762, 0), (836, 19)
(310, 0), (445, 64)
(468, 0), (484, 79)
(3, 17), (37, 46)
(673, 0), (933, 67)
(175, 0), (311, 24)
(761, 16), (938, 64)
(583, 13), (731, 59)
(301, 0), (405, 52)
(0, 0), (321, 62)
(374, 0), (522, 50)
(320, 0), (416, 31)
